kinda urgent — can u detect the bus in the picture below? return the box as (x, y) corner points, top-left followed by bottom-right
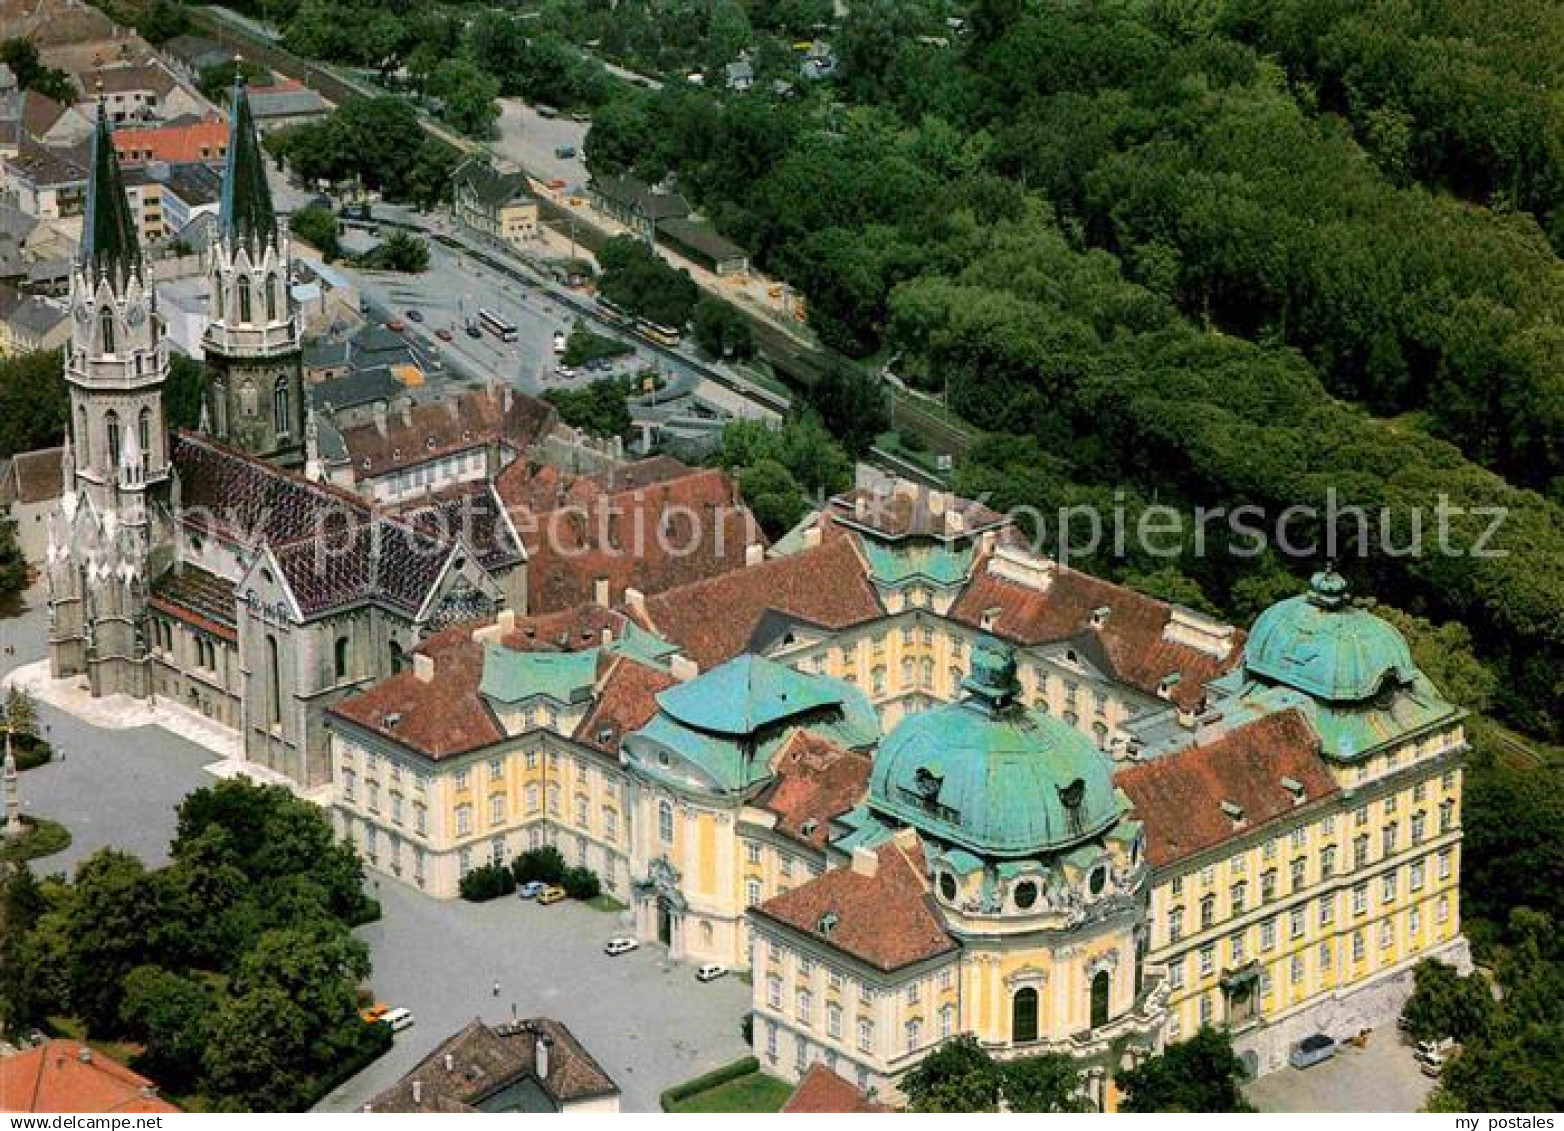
(636, 317), (681, 347)
(596, 296), (630, 325)
(477, 308), (518, 342)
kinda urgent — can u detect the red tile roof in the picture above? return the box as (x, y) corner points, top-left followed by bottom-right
(1116, 710), (1338, 869)
(753, 835), (956, 972)
(573, 654), (676, 756)
(341, 387), (556, 478)
(635, 536), (883, 669)
(113, 117), (226, 165)
(783, 1064), (893, 1113)
(0, 1040), (178, 1113)
(754, 732), (871, 849)
(328, 631), (499, 760)
(949, 555), (1242, 710)
(502, 463), (764, 615)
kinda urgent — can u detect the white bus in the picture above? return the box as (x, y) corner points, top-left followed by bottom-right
(478, 308), (518, 342)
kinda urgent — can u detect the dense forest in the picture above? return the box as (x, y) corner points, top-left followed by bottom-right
(575, 0), (1564, 742)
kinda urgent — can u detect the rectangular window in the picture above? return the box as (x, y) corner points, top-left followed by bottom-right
(1290, 857), (1306, 891)
(1230, 932), (1246, 964)
(490, 795), (505, 826)
(1410, 860), (1426, 891)
(1169, 908), (1183, 943)
(1438, 849), (1452, 880)
(1199, 945), (1214, 976)
(1169, 960), (1185, 989)
(1290, 955), (1304, 984)
(747, 842), (762, 865)
(1260, 917), (1276, 951)
(1289, 908), (1305, 939)
(1353, 931), (1365, 962)
(1199, 996), (1213, 1025)
(827, 1002), (843, 1039)
(796, 990), (812, 1026)
(456, 804), (472, 836)
(488, 757), (503, 781)
(857, 1019), (874, 1054)
(455, 770), (469, 791)
(1353, 884), (1368, 915)
(1382, 873), (1397, 903)
(1319, 896), (1334, 926)
(1437, 895), (1450, 923)
(1230, 883), (1247, 915)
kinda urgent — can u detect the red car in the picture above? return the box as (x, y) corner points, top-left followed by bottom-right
(386, 319), (406, 333)
(435, 327), (454, 342)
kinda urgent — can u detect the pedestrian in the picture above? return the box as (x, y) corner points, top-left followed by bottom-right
(492, 979), (500, 998)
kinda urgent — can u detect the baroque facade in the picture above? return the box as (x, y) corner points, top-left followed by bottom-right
(327, 482), (1467, 1106)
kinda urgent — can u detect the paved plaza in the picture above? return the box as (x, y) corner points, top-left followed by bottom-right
(318, 883), (752, 1113)
(1244, 1031), (1435, 1113)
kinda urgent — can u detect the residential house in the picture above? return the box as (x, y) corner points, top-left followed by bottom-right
(0, 286), (67, 354)
(113, 116), (227, 166)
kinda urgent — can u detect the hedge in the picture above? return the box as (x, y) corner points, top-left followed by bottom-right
(0, 817), (70, 863)
(660, 1057), (761, 1112)
(12, 732), (52, 771)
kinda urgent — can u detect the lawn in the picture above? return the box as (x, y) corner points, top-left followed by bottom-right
(668, 1070), (792, 1113)
(0, 817), (71, 863)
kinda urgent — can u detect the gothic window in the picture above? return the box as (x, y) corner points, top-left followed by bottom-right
(1011, 987), (1039, 1044)
(265, 634), (282, 726)
(273, 378), (290, 437)
(265, 273), (278, 322)
(77, 405), (89, 465)
(389, 640), (405, 674)
(240, 380), (258, 418)
(138, 408), (151, 470)
(334, 635), (350, 680)
(238, 281), (252, 324)
(100, 307), (116, 355)
(658, 800), (674, 844)
(105, 411), (121, 467)
(1090, 969), (1111, 1029)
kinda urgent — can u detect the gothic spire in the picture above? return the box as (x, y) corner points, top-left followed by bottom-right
(80, 99), (141, 287)
(219, 66), (278, 254)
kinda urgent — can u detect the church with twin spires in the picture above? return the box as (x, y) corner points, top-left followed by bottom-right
(44, 82), (517, 789)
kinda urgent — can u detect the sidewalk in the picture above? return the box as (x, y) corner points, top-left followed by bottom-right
(3, 659), (302, 795)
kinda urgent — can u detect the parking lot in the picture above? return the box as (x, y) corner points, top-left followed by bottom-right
(1244, 1031), (1436, 1112)
(319, 881), (752, 1113)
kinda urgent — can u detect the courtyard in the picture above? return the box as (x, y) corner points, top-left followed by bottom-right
(1243, 1031), (1435, 1113)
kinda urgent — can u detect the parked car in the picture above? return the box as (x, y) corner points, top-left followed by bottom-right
(465, 324), (482, 339)
(537, 885), (568, 905)
(555, 365), (577, 380)
(517, 880), (547, 899)
(554, 144), (577, 159)
(1288, 1033), (1336, 1069)
(380, 1006), (416, 1033)
(1416, 1038), (1455, 1077)
(359, 1002), (390, 1025)
(552, 330), (567, 354)
(406, 309), (425, 323)
(604, 936), (639, 956)
(435, 327), (453, 342)
(386, 319), (406, 333)
(695, 963), (728, 983)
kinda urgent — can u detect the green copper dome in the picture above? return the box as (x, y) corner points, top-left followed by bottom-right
(868, 644), (1121, 857)
(1245, 570), (1417, 703)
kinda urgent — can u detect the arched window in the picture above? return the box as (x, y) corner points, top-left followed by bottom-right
(389, 640), (405, 674)
(1012, 987), (1039, 1044)
(99, 307), (116, 355)
(264, 634), (282, 726)
(138, 408), (151, 470)
(105, 411), (121, 467)
(238, 281), (252, 324)
(273, 379), (290, 436)
(76, 405), (89, 465)
(658, 799), (674, 845)
(1090, 969), (1111, 1029)
(265, 273), (278, 322)
(334, 635), (350, 680)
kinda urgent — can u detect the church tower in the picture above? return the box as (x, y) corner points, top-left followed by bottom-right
(65, 101), (170, 528)
(47, 100), (164, 698)
(202, 72), (304, 465)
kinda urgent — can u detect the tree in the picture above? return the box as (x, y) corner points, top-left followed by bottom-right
(1401, 959), (1495, 1046)
(0, 39), (75, 103)
(809, 359), (887, 457)
(427, 58), (500, 138)
(692, 297), (755, 362)
(560, 865), (601, 901)
(1115, 1028), (1255, 1112)
(135, 0), (191, 45)
(0, 349), (66, 459)
(512, 846), (567, 885)
(164, 354), (209, 432)
(120, 965), (215, 1094)
(4, 685), (37, 737)
(737, 458), (807, 538)
(289, 206), (341, 260)
(902, 1034), (1003, 1112)
(1001, 1054), (1090, 1112)
(0, 516), (24, 603)
(354, 230), (430, 273)
(62, 850), (169, 1034)
(543, 377), (634, 439)
(459, 863), (516, 901)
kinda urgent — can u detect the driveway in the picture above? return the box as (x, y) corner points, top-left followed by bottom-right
(0, 585), (215, 873)
(318, 882), (752, 1113)
(1244, 1032), (1435, 1112)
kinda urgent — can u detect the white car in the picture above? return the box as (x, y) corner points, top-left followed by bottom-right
(380, 1006), (415, 1033)
(553, 330), (567, 354)
(696, 963), (728, 983)
(604, 936), (639, 956)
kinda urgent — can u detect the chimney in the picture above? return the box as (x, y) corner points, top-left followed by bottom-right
(601, 626), (614, 647)
(850, 846), (878, 878)
(802, 526), (821, 549)
(744, 542), (764, 566)
(854, 495), (867, 519)
(594, 576), (610, 606)
(623, 587), (646, 614)
(444, 1053), (455, 1072)
(536, 1033), (553, 1081)
(1091, 606), (1111, 629)
(412, 1080), (423, 1104)
(670, 655), (699, 683)
(413, 653), (434, 683)
(78, 1047), (92, 1064)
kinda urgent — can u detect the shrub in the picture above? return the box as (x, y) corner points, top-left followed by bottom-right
(0, 817), (70, 863)
(561, 865), (601, 901)
(458, 863), (517, 902)
(11, 731), (51, 771)
(511, 846), (566, 885)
